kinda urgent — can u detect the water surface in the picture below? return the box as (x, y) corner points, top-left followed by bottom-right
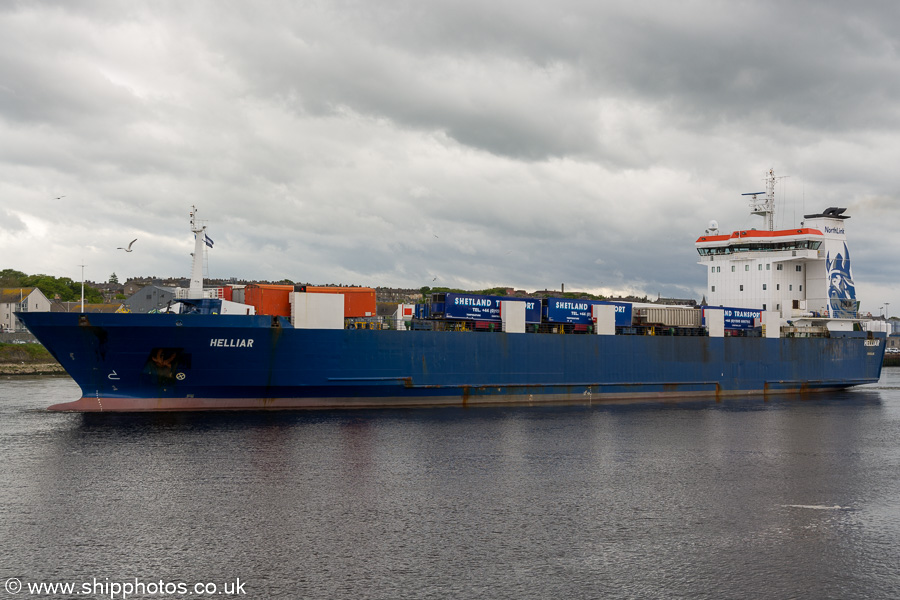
(1, 371), (899, 599)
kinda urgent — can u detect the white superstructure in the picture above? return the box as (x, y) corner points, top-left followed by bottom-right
(696, 170), (858, 320)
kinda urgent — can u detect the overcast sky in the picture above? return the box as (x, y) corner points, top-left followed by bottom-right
(2, 0), (899, 314)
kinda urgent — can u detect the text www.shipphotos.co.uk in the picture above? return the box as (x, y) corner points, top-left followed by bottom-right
(6, 577), (246, 599)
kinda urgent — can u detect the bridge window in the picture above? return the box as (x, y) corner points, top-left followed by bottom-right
(694, 240), (822, 256)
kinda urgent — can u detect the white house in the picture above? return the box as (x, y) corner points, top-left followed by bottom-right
(1, 287), (52, 332)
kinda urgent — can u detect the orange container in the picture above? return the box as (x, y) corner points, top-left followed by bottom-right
(244, 284), (293, 316)
(297, 286), (376, 318)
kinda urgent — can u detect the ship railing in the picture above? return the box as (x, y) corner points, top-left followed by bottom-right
(781, 325), (829, 338)
(174, 288), (223, 299)
(404, 320), (709, 336)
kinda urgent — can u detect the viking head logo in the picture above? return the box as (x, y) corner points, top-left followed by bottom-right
(825, 242), (856, 316)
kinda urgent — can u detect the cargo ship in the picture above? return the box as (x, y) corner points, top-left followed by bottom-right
(17, 173), (887, 411)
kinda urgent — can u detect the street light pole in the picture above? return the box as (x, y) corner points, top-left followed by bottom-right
(79, 263), (85, 313)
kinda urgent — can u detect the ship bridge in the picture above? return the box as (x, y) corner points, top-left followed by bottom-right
(696, 227), (826, 317)
(697, 170), (857, 319)
(696, 227), (824, 258)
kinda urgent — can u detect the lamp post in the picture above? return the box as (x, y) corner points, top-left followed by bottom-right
(79, 263), (85, 313)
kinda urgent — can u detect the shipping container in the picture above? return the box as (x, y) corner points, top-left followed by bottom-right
(701, 306), (761, 330)
(442, 293), (542, 324)
(640, 307), (701, 328)
(544, 298), (633, 327)
(294, 286), (377, 318)
(244, 284), (294, 317)
(415, 303), (430, 319)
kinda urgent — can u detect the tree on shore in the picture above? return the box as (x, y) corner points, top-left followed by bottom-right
(0, 269), (102, 303)
(0, 269), (26, 287)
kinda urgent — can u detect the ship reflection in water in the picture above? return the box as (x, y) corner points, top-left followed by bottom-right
(1, 372), (899, 599)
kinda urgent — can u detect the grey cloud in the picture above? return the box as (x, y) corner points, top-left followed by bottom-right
(0, 1), (898, 313)
(0, 209), (26, 233)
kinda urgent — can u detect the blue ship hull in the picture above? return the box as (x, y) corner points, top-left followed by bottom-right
(16, 311), (886, 411)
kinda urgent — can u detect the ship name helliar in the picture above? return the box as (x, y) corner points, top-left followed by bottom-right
(210, 338), (255, 348)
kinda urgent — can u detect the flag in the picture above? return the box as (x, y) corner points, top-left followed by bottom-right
(204, 234), (214, 248)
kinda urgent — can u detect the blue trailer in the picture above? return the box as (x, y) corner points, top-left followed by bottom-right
(544, 298), (633, 327)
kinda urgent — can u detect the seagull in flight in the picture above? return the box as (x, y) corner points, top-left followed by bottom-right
(117, 239), (137, 252)
(55, 195), (65, 200)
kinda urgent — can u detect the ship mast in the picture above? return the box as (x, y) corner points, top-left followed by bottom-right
(743, 168), (777, 231)
(188, 206), (206, 297)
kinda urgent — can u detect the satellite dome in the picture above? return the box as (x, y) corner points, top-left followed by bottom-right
(706, 220), (719, 234)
